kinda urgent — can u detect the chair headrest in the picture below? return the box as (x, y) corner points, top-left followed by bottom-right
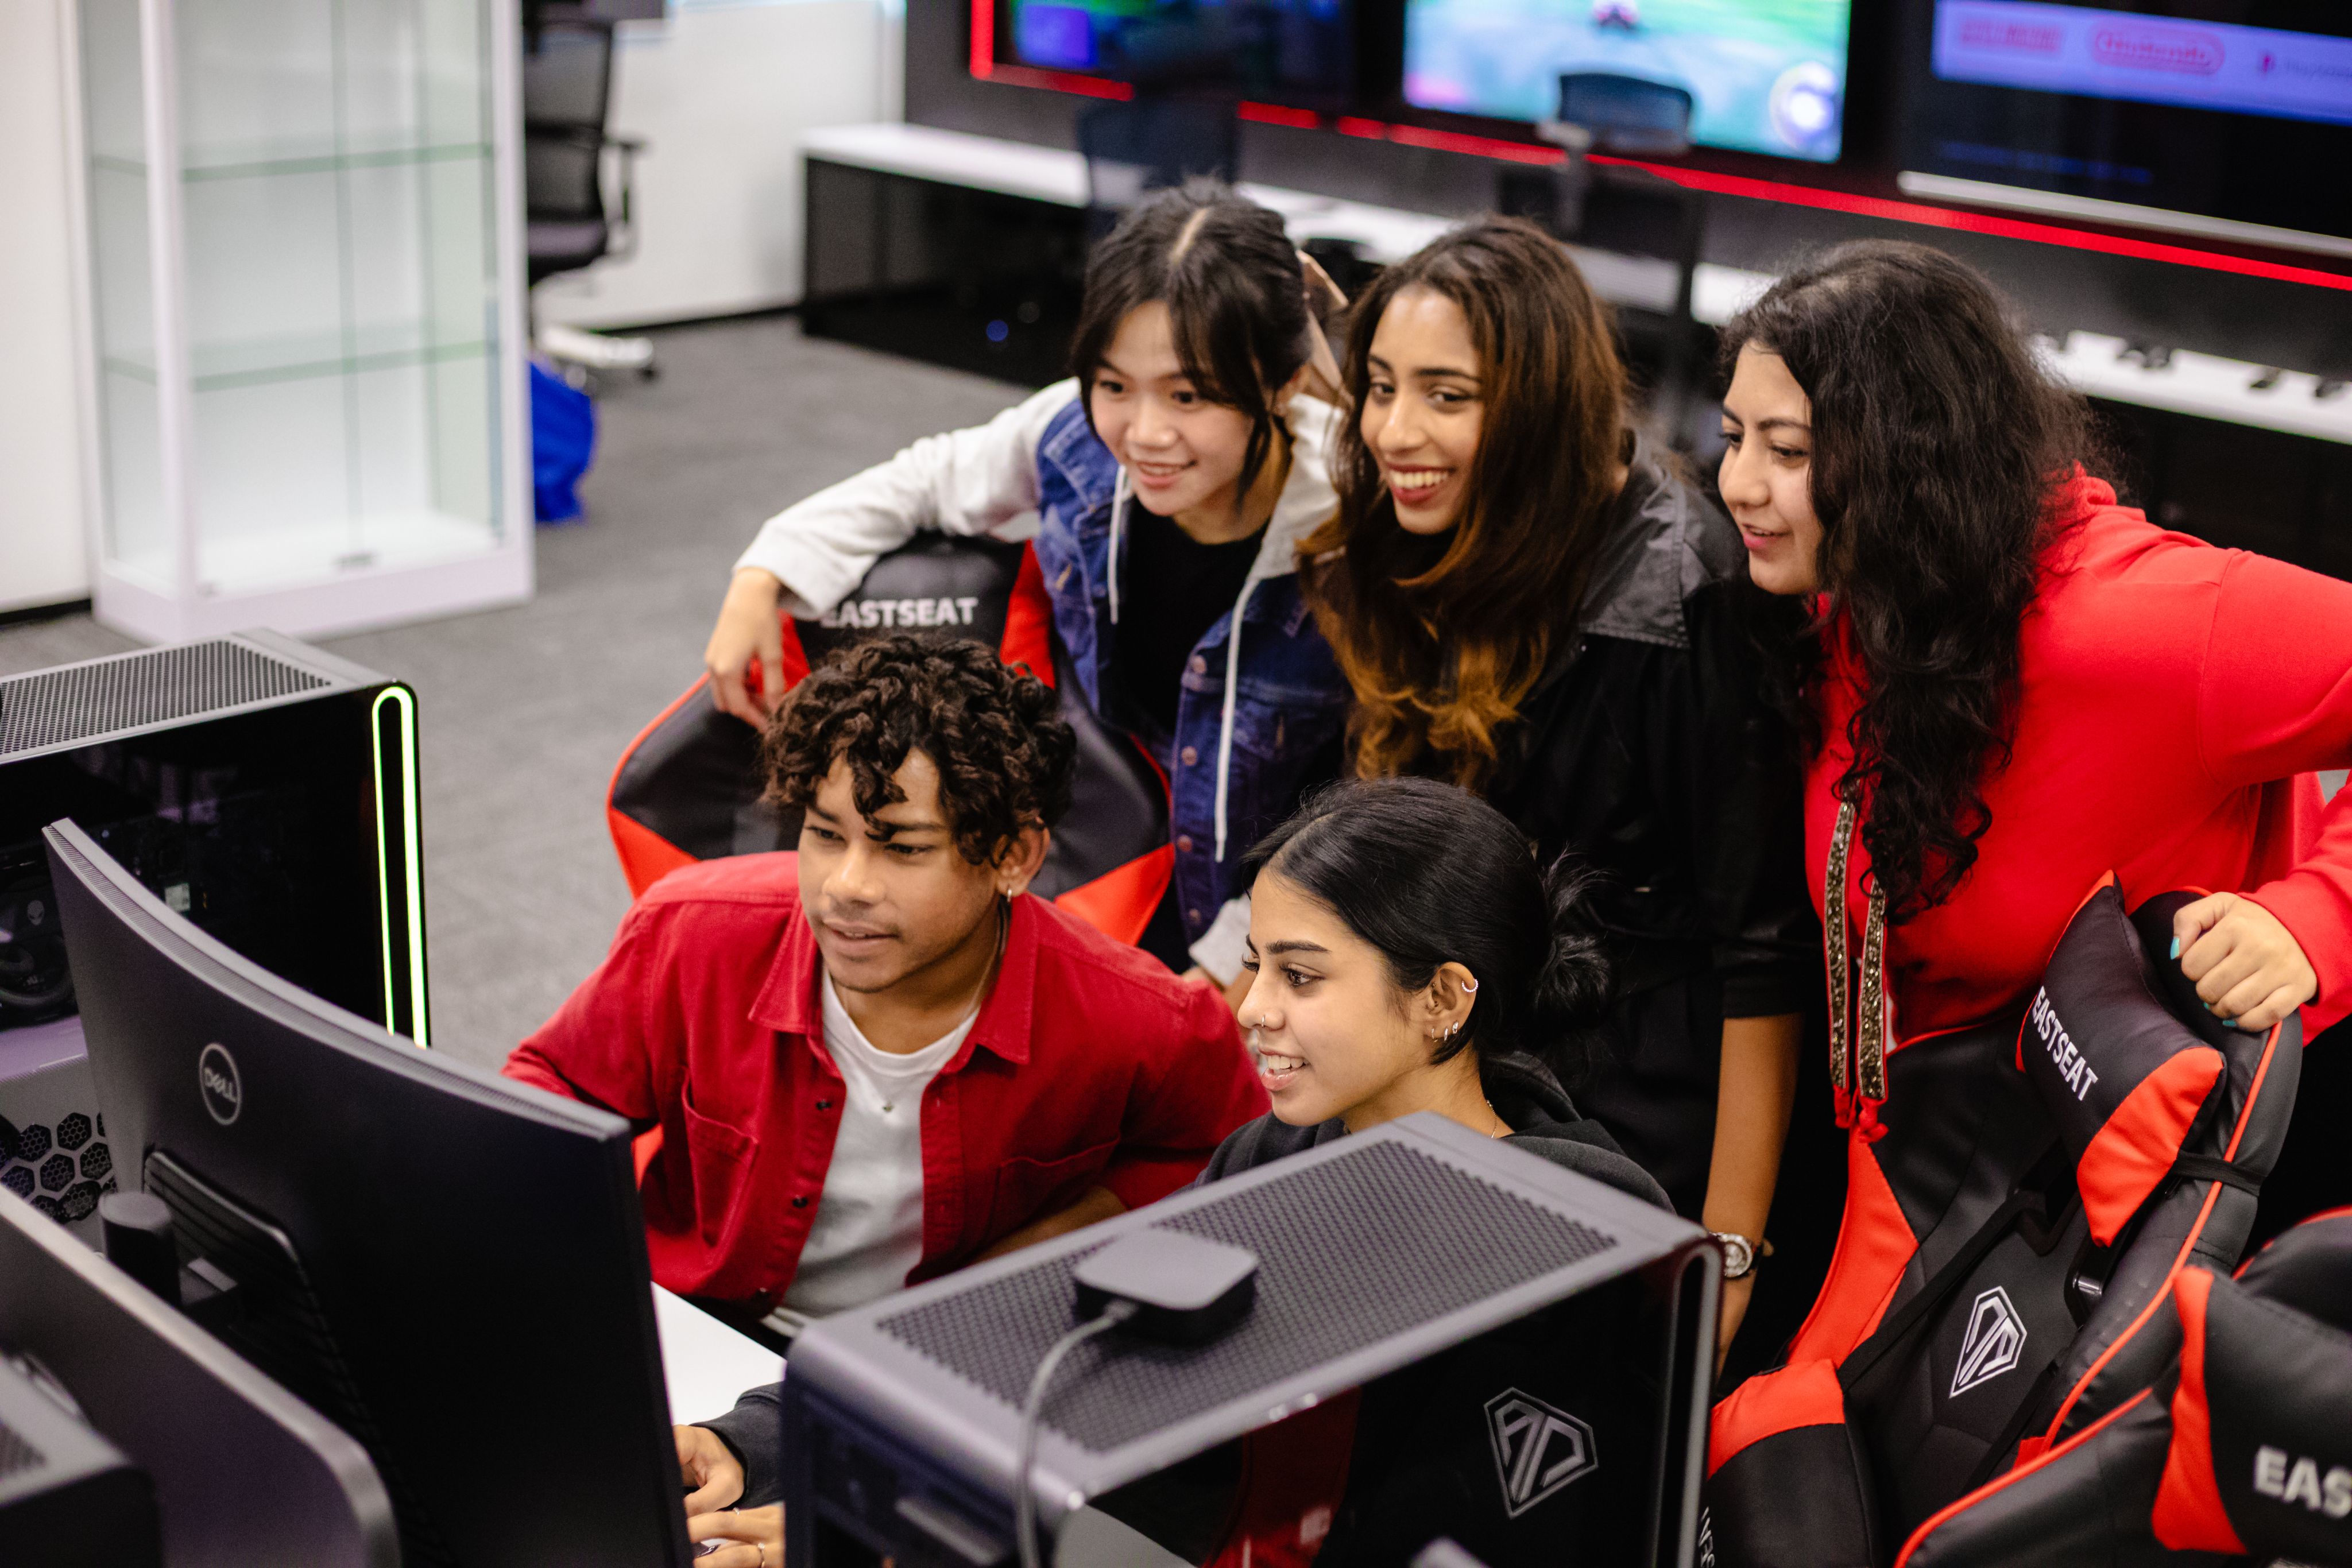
(2152, 1211), (2352, 1560)
(2024, 881), (2301, 1246)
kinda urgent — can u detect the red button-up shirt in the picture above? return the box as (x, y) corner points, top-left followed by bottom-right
(505, 854), (1266, 1305)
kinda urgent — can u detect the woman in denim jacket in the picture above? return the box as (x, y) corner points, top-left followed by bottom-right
(703, 185), (1352, 983)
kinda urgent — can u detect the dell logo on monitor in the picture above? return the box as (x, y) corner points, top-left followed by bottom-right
(198, 1043), (242, 1125)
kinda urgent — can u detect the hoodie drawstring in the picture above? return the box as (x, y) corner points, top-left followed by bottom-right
(1212, 570), (1257, 863)
(1107, 467), (1130, 626)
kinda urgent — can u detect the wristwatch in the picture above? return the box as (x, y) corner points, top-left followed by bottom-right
(1711, 1232), (1764, 1279)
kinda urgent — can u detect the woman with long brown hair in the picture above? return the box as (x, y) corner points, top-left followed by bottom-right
(1303, 218), (1817, 1364)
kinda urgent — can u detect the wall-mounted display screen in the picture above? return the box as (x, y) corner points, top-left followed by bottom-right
(1904, 1), (2352, 245)
(1402, 0), (1855, 162)
(995, 0), (1355, 104)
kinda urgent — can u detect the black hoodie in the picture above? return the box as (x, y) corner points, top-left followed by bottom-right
(1194, 1050), (1672, 1209)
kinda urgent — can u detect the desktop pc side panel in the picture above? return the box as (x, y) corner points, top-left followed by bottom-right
(0, 634), (428, 1046)
(0, 635), (427, 1240)
(785, 1117), (1717, 1568)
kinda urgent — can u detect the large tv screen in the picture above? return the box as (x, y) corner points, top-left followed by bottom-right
(995, 0), (1355, 105)
(1402, 0), (1855, 162)
(1903, 1), (2352, 245)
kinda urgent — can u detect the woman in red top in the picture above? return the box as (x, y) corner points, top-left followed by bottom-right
(1714, 239), (2352, 1147)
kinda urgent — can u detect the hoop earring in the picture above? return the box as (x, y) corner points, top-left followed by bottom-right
(1461, 978), (1478, 993)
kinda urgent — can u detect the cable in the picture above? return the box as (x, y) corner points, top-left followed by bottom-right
(1016, 1299), (1139, 1568)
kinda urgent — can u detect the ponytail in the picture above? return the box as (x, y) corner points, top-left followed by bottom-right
(1529, 857), (1612, 1089)
(1245, 777), (1614, 1086)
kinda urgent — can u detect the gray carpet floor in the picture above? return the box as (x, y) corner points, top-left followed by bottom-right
(0, 319), (1030, 1073)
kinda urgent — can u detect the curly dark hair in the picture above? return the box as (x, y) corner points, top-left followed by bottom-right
(759, 633), (1077, 864)
(1720, 240), (2100, 922)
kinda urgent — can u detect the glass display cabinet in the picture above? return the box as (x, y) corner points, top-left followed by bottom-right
(73, 0), (531, 642)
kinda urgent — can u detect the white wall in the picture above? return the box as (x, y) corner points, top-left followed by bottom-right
(534, 0), (903, 330)
(1, 0), (94, 614)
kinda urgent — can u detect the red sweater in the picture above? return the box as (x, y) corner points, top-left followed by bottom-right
(505, 855), (1266, 1306)
(1811, 475), (2352, 1046)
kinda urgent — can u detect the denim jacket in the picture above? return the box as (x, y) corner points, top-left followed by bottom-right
(1030, 394), (1352, 951)
(737, 381), (1352, 966)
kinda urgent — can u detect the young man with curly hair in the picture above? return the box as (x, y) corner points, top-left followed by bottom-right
(505, 633), (1264, 1323)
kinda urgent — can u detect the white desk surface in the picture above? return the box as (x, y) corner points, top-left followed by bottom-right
(654, 1286), (783, 1428)
(800, 122), (2352, 446)
(647, 1284), (1187, 1566)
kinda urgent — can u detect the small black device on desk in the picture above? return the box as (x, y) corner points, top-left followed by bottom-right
(783, 1114), (1719, 1568)
(45, 820), (697, 1568)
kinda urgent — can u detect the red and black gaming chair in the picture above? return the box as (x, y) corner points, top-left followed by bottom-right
(607, 535), (1173, 944)
(1705, 880), (2304, 1567)
(1897, 1208), (2352, 1568)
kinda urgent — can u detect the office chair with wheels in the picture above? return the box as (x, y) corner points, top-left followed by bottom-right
(523, 18), (655, 377)
(1499, 72), (1707, 444)
(1076, 94), (1240, 239)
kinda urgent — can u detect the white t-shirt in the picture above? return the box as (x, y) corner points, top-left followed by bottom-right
(782, 978), (977, 1317)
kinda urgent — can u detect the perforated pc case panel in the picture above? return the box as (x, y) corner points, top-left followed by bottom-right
(791, 1113), (1713, 1513)
(880, 1138), (1619, 1453)
(0, 632), (375, 763)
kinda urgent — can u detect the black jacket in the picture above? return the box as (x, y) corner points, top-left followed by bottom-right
(1477, 435), (1816, 1017)
(1195, 1051), (1671, 1210)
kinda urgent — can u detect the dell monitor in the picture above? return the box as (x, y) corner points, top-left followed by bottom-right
(44, 818), (691, 1568)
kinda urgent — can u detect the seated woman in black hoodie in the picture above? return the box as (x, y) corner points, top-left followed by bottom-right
(1204, 775), (1668, 1211)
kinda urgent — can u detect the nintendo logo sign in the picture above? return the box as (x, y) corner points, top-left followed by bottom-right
(1959, 18), (2059, 53)
(2092, 24), (2224, 75)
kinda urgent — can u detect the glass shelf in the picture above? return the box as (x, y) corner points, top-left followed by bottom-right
(111, 509), (503, 600)
(103, 323), (492, 393)
(90, 140), (492, 184)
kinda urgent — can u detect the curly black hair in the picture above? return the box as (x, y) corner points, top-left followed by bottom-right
(759, 633), (1077, 864)
(1720, 241), (2100, 923)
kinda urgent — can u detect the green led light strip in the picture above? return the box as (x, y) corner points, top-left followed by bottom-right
(370, 687), (430, 1048)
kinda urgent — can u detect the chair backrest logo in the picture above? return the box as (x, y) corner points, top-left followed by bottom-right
(1951, 1285), (2027, 1397)
(198, 1043), (242, 1126)
(1485, 1388), (1598, 1517)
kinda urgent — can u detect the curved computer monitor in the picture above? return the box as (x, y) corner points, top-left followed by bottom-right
(43, 818), (690, 1568)
(0, 1186), (395, 1568)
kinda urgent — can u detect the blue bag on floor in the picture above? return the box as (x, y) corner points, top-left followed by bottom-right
(531, 359), (597, 524)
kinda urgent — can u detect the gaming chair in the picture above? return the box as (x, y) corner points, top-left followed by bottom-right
(1705, 878), (2304, 1566)
(607, 536), (1174, 947)
(1897, 1208), (2352, 1567)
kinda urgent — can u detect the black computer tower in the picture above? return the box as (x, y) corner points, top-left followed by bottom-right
(0, 632), (425, 1231)
(785, 1114), (1719, 1568)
